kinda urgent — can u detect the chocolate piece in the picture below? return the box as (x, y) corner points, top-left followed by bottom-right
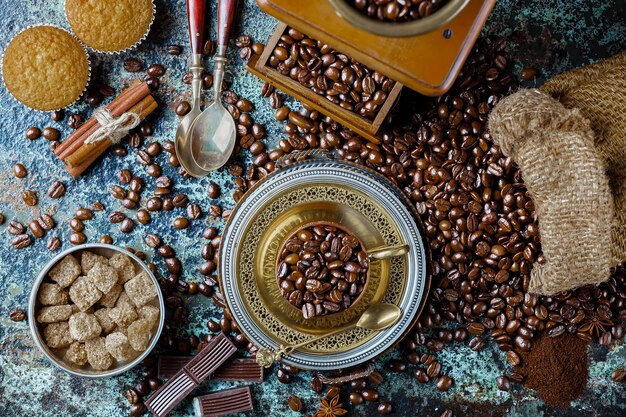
(158, 356), (264, 382)
(145, 333), (236, 417)
(192, 386), (254, 417)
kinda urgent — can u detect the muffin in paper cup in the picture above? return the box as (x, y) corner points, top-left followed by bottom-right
(1, 25), (91, 112)
(65, 0), (156, 54)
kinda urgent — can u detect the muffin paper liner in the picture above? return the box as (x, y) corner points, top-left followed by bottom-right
(64, 0), (156, 55)
(1, 24), (91, 112)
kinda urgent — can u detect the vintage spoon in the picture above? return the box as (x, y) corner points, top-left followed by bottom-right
(190, 0), (237, 171)
(255, 303), (403, 368)
(175, 0), (211, 178)
(368, 243), (409, 260)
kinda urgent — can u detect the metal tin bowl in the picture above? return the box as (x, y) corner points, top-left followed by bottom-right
(220, 158), (430, 370)
(28, 243), (165, 378)
(327, 0), (470, 37)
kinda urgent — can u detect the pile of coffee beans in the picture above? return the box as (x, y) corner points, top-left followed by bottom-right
(349, 0), (449, 22)
(277, 224), (369, 318)
(267, 27), (395, 120)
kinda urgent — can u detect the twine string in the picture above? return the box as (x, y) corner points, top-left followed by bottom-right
(85, 108), (141, 145)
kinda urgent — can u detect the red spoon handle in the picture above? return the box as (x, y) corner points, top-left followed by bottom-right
(217, 0), (237, 47)
(187, 0), (207, 54)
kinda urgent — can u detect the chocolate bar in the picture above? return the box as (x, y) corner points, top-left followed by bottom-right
(145, 332), (237, 417)
(192, 386), (254, 417)
(158, 356), (264, 382)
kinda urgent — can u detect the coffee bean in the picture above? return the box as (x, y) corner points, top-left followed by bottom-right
(136, 209), (151, 225)
(187, 204), (201, 219)
(348, 392), (363, 405)
(436, 375), (453, 392)
(47, 236), (61, 251)
(167, 44), (182, 55)
(127, 132), (141, 148)
(521, 67), (538, 81)
(9, 309), (26, 322)
(286, 394), (302, 411)
(70, 213), (83, 232)
(69, 232), (86, 245)
(173, 217), (189, 229)
(8, 220), (25, 235)
(91, 202), (104, 212)
(75, 208), (93, 220)
(118, 169), (132, 184)
(496, 375), (510, 391)
(120, 218), (135, 233)
(145, 76), (159, 90)
(146, 163), (161, 177)
(13, 163), (27, 178)
(51, 109), (64, 121)
(109, 185), (127, 200)
(130, 403), (147, 417)
(67, 113), (83, 129)
(377, 402), (393, 415)
(27, 220), (44, 238)
(100, 235), (113, 244)
(22, 190), (37, 206)
(12, 234), (32, 249)
(86, 89), (103, 106)
(25, 127), (41, 140)
(203, 40), (215, 55)
(207, 182), (220, 199)
(175, 101), (191, 116)
(47, 181), (66, 198)
(144, 234), (161, 249)
(124, 58), (143, 72)
(147, 64), (165, 77)
(611, 368), (626, 382)
(361, 388), (379, 402)
(388, 359), (406, 372)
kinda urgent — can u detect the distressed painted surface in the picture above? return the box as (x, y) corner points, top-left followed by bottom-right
(0, 0), (625, 416)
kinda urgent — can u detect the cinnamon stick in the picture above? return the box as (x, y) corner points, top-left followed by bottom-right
(65, 95), (157, 167)
(56, 82), (150, 160)
(53, 81), (141, 157)
(64, 99), (158, 177)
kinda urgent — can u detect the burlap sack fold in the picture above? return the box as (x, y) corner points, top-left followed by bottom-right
(541, 52), (626, 267)
(488, 51), (626, 295)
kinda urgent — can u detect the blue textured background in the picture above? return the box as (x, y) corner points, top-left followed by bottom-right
(0, 1), (625, 416)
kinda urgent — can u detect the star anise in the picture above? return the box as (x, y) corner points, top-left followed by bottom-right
(315, 395), (347, 417)
(578, 312), (613, 337)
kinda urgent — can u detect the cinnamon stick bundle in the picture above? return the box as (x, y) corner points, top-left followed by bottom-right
(55, 81), (158, 178)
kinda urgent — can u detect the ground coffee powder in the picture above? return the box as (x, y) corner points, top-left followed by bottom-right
(515, 332), (589, 408)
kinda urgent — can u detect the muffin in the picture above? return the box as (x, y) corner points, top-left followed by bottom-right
(2, 26), (89, 111)
(65, 0), (154, 53)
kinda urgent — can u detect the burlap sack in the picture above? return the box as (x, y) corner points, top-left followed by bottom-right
(488, 51), (625, 295)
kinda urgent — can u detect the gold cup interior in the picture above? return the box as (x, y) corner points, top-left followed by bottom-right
(274, 220), (372, 319)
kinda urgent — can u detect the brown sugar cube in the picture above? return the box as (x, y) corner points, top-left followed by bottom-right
(94, 308), (116, 333)
(49, 254), (81, 288)
(81, 251), (108, 274)
(108, 253), (136, 283)
(105, 332), (134, 361)
(69, 276), (102, 311)
(38, 283), (68, 305)
(98, 283), (122, 308)
(37, 305), (73, 323)
(108, 292), (138, 328)
(127, 319), (152, 351)
(88, 262), (118, 294)
(64, 341), (88, 366)
(124, 271), (157, 307)
(84, 337), (114, 370)
(44, 322), (74, 348)
(138, 305), (160, 327)
(68, 312), (102, 342)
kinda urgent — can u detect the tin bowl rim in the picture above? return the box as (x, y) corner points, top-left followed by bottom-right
(28, 243), (165, 379)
